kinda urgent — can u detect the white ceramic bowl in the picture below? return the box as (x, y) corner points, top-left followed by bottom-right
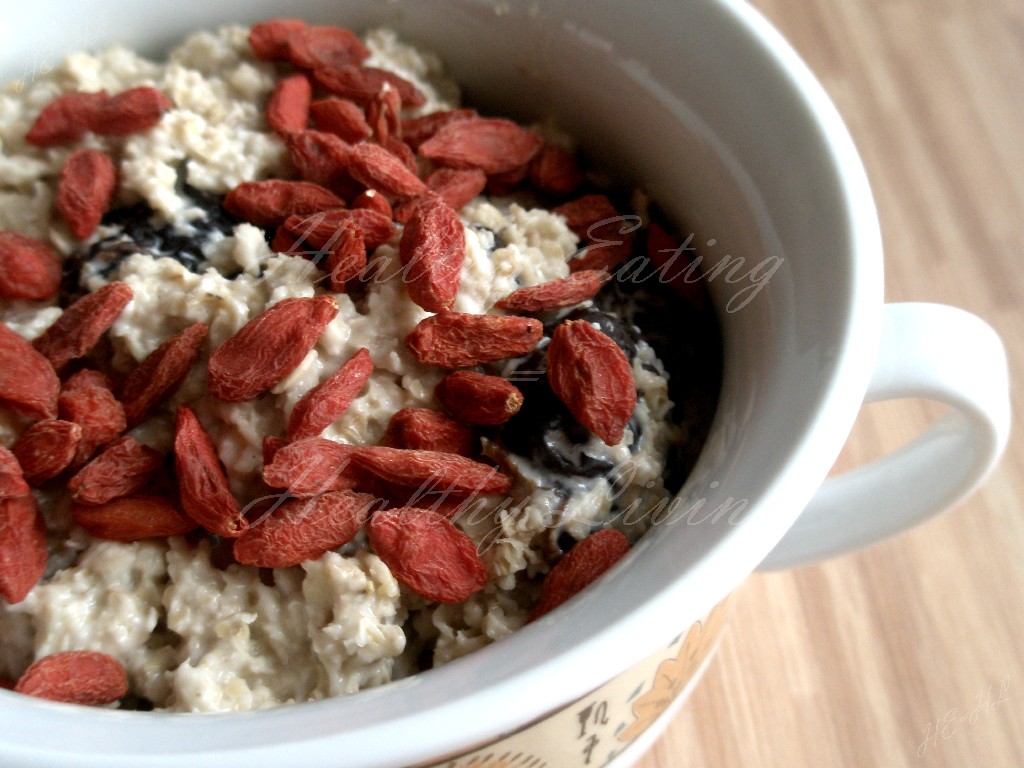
(0, 2), (1009, 766)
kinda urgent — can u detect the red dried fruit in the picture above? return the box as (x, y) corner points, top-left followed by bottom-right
(234, 489), (376, 568)
(348, 142), (426, 200)
(367, 507), (487, 603)
(119, 321), (208, 427)
(323, 220), (367, 291)
(494, 270), (609, 313)
(418, 117), (544, 174)
(0, 231), (62, 300)
(384, 407), (477, 457)
(262, 437), (362, 496)
(87, 87), (173, 137)
(529, 528), (631, 620)
(310, 97), (372, 143)
(423, 167), (487, 211)
(287, 347), (373, 441)
(32, 280), (133, 373)
(485, 163), (530, 196)
(14, 651), (128, 706)
(58, 369), (128, 466)
(546, 319), (637, 446)
(0, 322), (60, 422)
(266, 74), (312, 135)
(285, 129), (351, 187)
(207, 295), (338, 402)
(282, 207), (394, 251)
(0, 494), (47, 604)
(223, 180), (345, 228)
(56, 148), (117, 240)
(262, 436), (288, 466)
(67, 436), (164, 505)
(435, 371), (523, 426)
(401, 108), (477, 150)
(382, 136), (419, 175)
(313, 65), (426, 107)
(24, 91), (108, 147)
(366, 84), (402, 144)
(71, 495), (197, 542)
(406, 312), (543, 369)
(529, 143), (585, 195)
(11, 419), (82, 484)
(350, 188), (393, 219)
(398, 197), (466, 312)
(645, 221), (707, 310)
(0, 447), (30, 500)
(248, 18), (309, 60)
(568, 231), (635, 273)
(352, 446), (511, 497)
(173, 405), (246, 538)
(285, 25), (371, 70)
(552, 194), (620, 238)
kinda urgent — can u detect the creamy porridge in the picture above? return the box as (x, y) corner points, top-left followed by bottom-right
(0, 22), (720, 710)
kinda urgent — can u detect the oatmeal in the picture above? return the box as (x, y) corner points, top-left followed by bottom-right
(0, 21), (720, 711)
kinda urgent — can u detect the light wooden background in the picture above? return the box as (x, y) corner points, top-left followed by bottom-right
(637, 0), (1024, 766)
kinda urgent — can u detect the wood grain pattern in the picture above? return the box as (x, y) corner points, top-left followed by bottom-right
(636, 0), (1023, 766)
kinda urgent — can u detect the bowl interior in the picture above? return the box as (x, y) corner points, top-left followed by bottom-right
(0, 1), (881, 765)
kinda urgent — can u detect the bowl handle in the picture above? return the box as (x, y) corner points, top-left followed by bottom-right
(758, 302), (1010, 570)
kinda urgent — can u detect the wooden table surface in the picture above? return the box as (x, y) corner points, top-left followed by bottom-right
(637, 0), (1024, 766)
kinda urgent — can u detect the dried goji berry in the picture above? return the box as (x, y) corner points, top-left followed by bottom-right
(223, 180), (345, 228)
(313, 64), (425, 107)
(0, 494), (47, 604)
(234, 489), (377, 568)
(383, 407), (477, 457)
(351, 446), (511, 497)
(24, 91), (108, 147)
(67, 436), (164, 505)
(529, 528), (631, 620)
(406, 312), (543, 369)
(529, 143), (585, 196)
(401, 108), (477, 150)
(58, 368), (127, 467)
(309, 97), (372, 143)
(0, 322), (60, 422)
(286, 129), (352, 188)
(348, 142), (426, 200)
(418, 117), (544, 174)
(87, 87), (173, 137)
(118, 321), (208, 427)
(32, 281), (133, 373)
(0, 492), (45, 604)
(14, 651), (128, 706)
(367, 507), (487, 603)
(0, 447), (29, 500)
(350, 188), (393, 219)
(285, 25), (371, 70)
(207, 295), (338, 402)
(282, 207), (394, 251)
(173, 405), (246, 538)
(11, 419), (82, 484)
(71, 495), (197, 542)
(546, 319), (637, 445)
(322, 220), (367, 291)
(56, 148), (117, 240)
(287, 347), (374, 441)
(248, 18), (308, 60)
(0, 231), (62, 301)
(366, 83), (402, 144)
(262, 437), (363, 496)
(399, 196), (466, 312)
(266, 74), (312, 135)
(435, 371), (524, 426)
(494, 270), (609, 313)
